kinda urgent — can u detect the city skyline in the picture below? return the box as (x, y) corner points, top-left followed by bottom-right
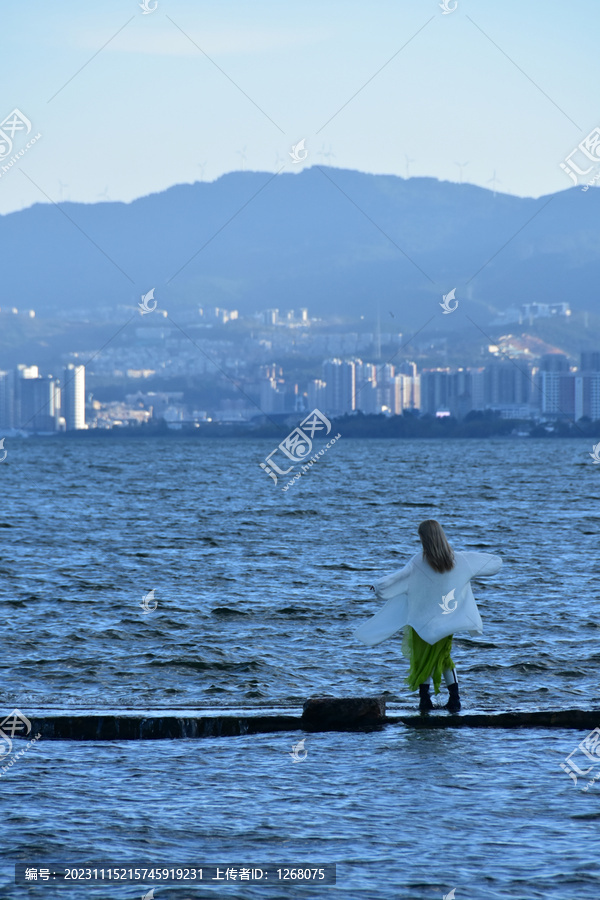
(4, 346), (600, 433)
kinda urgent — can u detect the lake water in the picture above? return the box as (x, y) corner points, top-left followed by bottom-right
(1, 436), (599, 898)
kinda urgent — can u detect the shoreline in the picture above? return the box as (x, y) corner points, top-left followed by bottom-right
(2, 416), (600, 441)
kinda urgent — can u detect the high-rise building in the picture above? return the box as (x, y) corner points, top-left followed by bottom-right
(259, 378), (286, 414)
(388, 375), (408, 414)
(582, 373), (600, 420)
(62, 364), (86, 430)
(354, 361), (377, 391)
(447, 368), (475, 419)
(538, 371), (574, 417)
(470, 369), (485, 411)
(357, 382), (379, 414)
(0, 371), (15, 430)
(581, 352), (600, 372)
(420, 365), (531, 417)
(420, 369), (450, 414)
(398, 361), (417, 378)
(354, 360), (377, 413)
(322, 359), (355, 415)
(539, 354), (570, 373)
(15, 365), (59, 432)
(307, 379), (327, 412)
(484, 362), (532, 406)
(537, 370), (600, 421)
(394, 362), (420, 411)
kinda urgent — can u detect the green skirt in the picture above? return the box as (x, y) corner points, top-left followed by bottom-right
(402, 626), (454, 694)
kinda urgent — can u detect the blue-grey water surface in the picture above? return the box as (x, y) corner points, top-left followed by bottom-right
(1, 436), (599, 898)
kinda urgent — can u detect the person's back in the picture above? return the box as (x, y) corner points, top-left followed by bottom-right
(353, 520), (502, 711)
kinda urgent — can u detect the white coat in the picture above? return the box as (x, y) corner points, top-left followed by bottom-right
(353, 551), (502, 646)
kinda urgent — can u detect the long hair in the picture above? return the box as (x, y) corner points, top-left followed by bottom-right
(418, 519), (455, 573)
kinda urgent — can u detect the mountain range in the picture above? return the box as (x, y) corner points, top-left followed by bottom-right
(1, 167), (598, 328)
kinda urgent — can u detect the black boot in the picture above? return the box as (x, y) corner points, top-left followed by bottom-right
(419, 683), (433, 711)
(445, 682), (461, 712)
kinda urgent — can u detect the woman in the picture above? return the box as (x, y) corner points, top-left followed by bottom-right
(353, 520), (502, 711)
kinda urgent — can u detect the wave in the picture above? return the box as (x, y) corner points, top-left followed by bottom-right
(149, 659), (261, 672)
(211, 606), (248, 616)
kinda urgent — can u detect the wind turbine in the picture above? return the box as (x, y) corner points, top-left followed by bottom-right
(274, 150), (285, 172)
(322, 144), (336, 166)
(455, 161), (469, 183)
(98, 186), (110, 201)
(237, 146), (248, 171)
(487, 170), (501, 197)
(404, 155), (415, 179)
(58, 180), (68, 201)
(197, 160), (207, 180)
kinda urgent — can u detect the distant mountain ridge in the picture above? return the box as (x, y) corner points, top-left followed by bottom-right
(1, 168), (597, 327)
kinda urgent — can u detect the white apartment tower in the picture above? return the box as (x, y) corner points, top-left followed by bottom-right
(323, 359), (356, 415)
(62, 364), (86, 430)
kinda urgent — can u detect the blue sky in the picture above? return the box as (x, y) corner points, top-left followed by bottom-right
(1, 0), (598, 213)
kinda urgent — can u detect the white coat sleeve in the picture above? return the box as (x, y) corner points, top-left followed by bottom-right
(352, 593), (410, 646)
(373, 559), (414, 600)
(463, 551), (502, 578)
